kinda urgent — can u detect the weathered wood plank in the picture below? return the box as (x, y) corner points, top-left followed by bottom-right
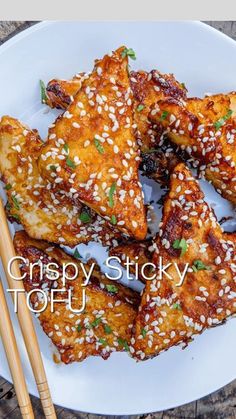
(196, 381), (236, 419)
(0, 381), (13, 400)
(162, 401), (197, 418)
(0, 387), (19, 418)
(0, 21), (36, 45)
(206, 21), (236, 41)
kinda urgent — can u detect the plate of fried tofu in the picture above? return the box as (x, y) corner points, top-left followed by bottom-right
(0, 21), (236, 414)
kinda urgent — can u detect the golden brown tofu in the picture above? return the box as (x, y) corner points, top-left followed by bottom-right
(45, 69), (187, 152)
(131, 162), (236, 360)
(39, 47), (147, 240)
(150, 92), (236, 204)
(45, 74), (87, 109)
(14, 230), (140, 364)
(130, 70), (187, 151)
(0, 116), (123, 247)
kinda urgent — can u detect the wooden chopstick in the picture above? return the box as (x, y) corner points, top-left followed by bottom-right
(0, 198), (56, 419)
(0, 279), (34, 418)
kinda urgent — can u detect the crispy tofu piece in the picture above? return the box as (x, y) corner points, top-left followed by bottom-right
(39, 47), (147, 240)
(46, 73), (87, 109)
(130, 70), (187, 151)
(150, 92), (236, 204)
(0, 116), (123, 246)
(45, 69), (187, 152)
(109, 239), (153, 283)
(131, 162), (236, 360)
(45, 68), (183, 184)
(14, 230), (140, 363)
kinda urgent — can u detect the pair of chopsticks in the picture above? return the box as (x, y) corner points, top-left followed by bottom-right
(0, 199), (56, 418)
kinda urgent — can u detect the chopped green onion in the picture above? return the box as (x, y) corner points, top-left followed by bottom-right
(108, 182), (116, 208)
(137, 104), (145, 112)
(90, 317), (102, 328)
(63, 143), (69, 153)
(110, 215), (117, 225)
(5, 202), (11, 212)
(172, 303), (181, 310)
(160, 111), (169, 121)
(77, 325), (82, 332)
(121, 48), (136, 60)
(173, 238), (188, 256)
(192, 260), (210, 271)
(99, 338), (107, 346)
(214, 109), (233, 130)
(118, 338), (129, 351)
(104, 324), (112, 334)
(94, 138), (104, 154)
(66, 157), (76, 169)
(143, 148), (159, 154)
(12, 196), (20, 211)
(39, 80), (47, 104)
(141, 328), (147, 338)
(4, 184), (12, 191)
(74, 248), (82, 259)
(106, 284), (118, 294)
(79, 211), (91, 224)
(50, 165), (57, 171)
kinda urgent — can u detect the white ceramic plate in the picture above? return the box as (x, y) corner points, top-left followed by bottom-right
(0, 21), (236, 415)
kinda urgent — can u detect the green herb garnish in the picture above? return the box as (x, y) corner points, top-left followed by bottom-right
(63, 143), (69, 153)
(74, 248), (82, 259)
(104, 324), (112, 334)
(143, 148), (160, 154)
(108, 182), (116, 208)
(79, 211), (91, 224)
(173, 238), (188, 256)
(137, 104), (145, 112)
(106, 284), (118, 294)
(90, 317), (102, 328)
(141, 328), (147, 338)
(173, 303), (181, 310)
(94, 138), (104, 154)
(160, 111), (169, 121)
(118, 338), (129, 351)
(77, 324), (82, 332)
(214, 109), (233, 130)
(66, 157), (76, 169)
(110, 215), (117, 225)
(181, 82), (186, 90)
(12, 214), (20, 222)
(12, 196), (20, 211)
(99, 338), (107, 346)
(6, 202), (11, 212)
(121, 48), (136, 60)
(192, 260), (210, 272)
(39, 80), (47, 104)
(4, 184), (12, 191)
(50, 165), (57, 171)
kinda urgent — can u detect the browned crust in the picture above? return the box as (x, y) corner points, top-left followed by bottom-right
(131, 163), (236, 360)
(150, 92), (236, 204)
(0, 115), (124, 247)
(39, 47), (147, 240)
(14, 230), (140, 364)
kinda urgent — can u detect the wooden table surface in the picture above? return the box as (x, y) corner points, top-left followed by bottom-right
(0, 20), (236, 419)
